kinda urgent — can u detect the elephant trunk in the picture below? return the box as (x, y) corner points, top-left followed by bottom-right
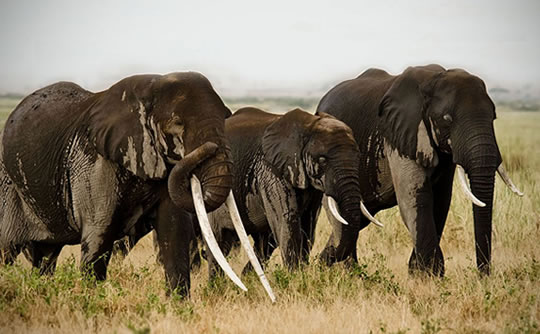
(332, 168), (365, 230)
(469, 170), (495, 275)
(457, 130), (500, 275)
(168, 140), (233, 213)
(197, 145), (233, 211)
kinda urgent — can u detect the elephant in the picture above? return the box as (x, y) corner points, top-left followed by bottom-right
(0, 72), (270, 297)
(205, 107), (382, 279)
(315, 64), (523, 276)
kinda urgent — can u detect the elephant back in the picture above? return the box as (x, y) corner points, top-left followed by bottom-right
(316, 69), (397, 206)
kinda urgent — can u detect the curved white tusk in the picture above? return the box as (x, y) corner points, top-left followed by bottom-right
(497, 164), (524, 197)
(226, 191), (276, 302)
(190, 176), (247, 292)
(327, 196), (350, 225)
(456, 165), (486, 207)
(360, 201), (384, 228)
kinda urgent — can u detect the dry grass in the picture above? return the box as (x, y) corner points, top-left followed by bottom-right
(1, 106), (539, 333)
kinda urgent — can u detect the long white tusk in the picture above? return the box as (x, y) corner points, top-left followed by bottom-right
(190, 176), (247, 292)
(327, 196), (350, 225)
(456, 165), (486, 207)
(497, 164), (524, 197)
(225, 191), (276, 302)
(360, 201), (384, 228)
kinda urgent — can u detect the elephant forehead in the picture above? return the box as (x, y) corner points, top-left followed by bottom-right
(314, 118), (353, 137)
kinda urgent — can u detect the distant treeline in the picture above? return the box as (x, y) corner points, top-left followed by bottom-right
(496, 100), (540, 112)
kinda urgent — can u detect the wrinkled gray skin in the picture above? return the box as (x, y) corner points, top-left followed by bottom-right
(206, 107), (364, 278)
(0, 72), (233, 296)
(317, 64), (509, 276)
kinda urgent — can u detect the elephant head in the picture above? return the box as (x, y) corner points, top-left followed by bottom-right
(88, 72), (232, 212)
(86, 72), (274, 299)
(262, 109), (370, 229)
(379, 65), (523, 274)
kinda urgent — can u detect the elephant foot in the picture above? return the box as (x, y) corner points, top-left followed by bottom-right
(1, 244), (22, 265)
(319, 245), (357, 266)
(112, 237), (131, 258)
(319, 246), (338, 266)
(408, 248), (445, 277)
(165, 274), (190, 298)
(190, 251), (202, 271)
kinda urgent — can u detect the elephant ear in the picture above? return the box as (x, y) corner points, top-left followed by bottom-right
(378, 67), (442, 168)
(87, 75), (167, 180)
(262, 109), (315, 189)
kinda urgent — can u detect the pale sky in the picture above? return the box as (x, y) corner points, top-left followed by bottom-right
(0, 0), (538, 96)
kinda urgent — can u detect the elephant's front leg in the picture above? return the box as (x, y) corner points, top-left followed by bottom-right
(298, 190), (323, 262)
(259, 168), (302, 270)
(23, 242), (64, 275)
(242, 231), (277, 275)
(74, 154), (121, 280)
(387, 150), (443, 276)
(154, 198), (192, 297)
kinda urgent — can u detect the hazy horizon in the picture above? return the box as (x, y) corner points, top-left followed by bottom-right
(1, 0), (539, 97)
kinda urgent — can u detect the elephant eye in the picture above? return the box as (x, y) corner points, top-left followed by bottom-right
(171, 116), (183, 126)
(318, 156), (327, 166)
(443, 114), (453, 123)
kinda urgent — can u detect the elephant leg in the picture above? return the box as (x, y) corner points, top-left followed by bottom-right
(242, 231), (277, 275)
(189, 220), (202, 271)
(112, 216), (154, 258)
(408, 164), (455, 275)
(24, 242), (63, 275)
(298, 190), (323, 263)
(388, 151), (441, 276)
(154, 198), (192, 297)
(72, 154), (120, 280)
(1, 244), (22, 265)
(319, 194), (362, 265)
(259, 180), (302, 270)
(112, 237), (131, 257)
(80, 225), (116, 280)
(432, 164), (455, 241)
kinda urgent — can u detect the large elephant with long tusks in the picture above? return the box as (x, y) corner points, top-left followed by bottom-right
(0, 72), (271, 298)
(205, 107), (381, 282)
(316, 65), (523, 276)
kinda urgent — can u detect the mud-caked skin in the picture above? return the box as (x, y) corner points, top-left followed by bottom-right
(0, 72), (234, 296)
(206, 107), (366, 278)
(317, 64), (505, 276)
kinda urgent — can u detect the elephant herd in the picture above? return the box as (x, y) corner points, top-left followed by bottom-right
(0, 65), (523, 301)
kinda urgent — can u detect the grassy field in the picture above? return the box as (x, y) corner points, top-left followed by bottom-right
(0, 98), (539, 333)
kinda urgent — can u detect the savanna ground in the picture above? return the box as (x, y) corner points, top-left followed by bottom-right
(0, 96), (538, 333)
